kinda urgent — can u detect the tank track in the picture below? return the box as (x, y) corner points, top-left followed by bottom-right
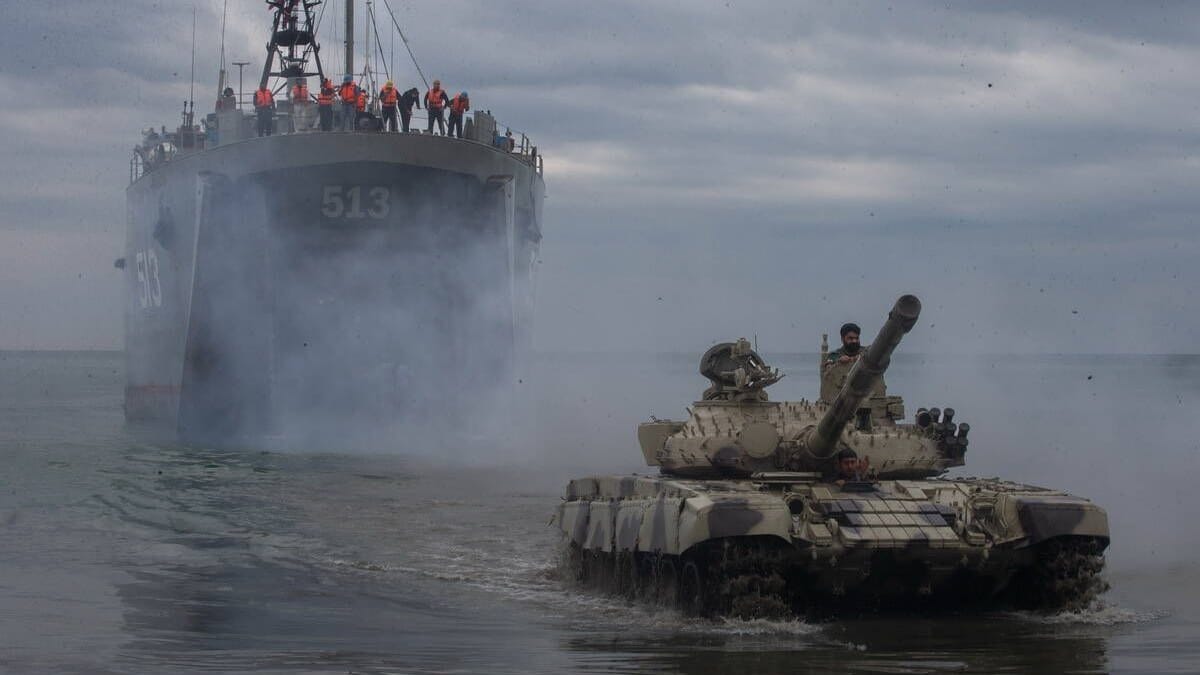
(561, 539), (795, 619)
(1000, 537), (1109, 612)
(561, 535), (1109, 617)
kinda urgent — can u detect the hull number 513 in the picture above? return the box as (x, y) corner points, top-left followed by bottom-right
(321, 186), (390, 219)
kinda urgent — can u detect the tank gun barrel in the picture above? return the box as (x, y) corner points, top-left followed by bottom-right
(809, 294), (922, 455)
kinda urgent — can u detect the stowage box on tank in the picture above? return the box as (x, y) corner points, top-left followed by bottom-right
(554, 295), (1109, 616)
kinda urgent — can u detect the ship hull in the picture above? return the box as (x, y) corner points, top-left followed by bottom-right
(124, 132), (543, 445)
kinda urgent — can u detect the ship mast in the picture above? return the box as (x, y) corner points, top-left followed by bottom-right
(259, 1), (327, 90)
(344, 0), (354, 80)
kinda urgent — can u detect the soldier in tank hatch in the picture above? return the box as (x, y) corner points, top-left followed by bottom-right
(833, 448), (866, 485)
(824, 322), (864, 370)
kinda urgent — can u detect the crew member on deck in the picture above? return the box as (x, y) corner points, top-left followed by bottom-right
(253, 85), (275, 137)
(447, 91), (469, 138)
(316, 80), (335, 131)
(355, 88), (370, 128)
(399, 87), (421, 133)
(290, 78), (311, 132)
(425, 79), (449, 135)
(338, 75), (358, 131)
(216, 86), (237, 111)
(379, 81), (400, 132)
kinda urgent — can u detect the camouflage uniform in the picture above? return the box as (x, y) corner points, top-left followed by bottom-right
(824, 345), (867, 368)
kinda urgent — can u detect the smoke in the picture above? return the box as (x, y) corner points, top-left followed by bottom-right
(174, 146), (538, 458)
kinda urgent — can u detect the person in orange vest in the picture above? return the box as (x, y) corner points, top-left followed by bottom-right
(355, 88), (370, 129)
(379, 80), (400, 132)
(338, 75), (358, 131)
(425, 79), (449, 135)
(290, 78), (311, 132)
(316, 80), (335, 131)
(253, 85), (275, 137)
(447, 91), (470, 138)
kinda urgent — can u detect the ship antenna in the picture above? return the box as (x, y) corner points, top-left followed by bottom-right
(216, 0), (229, 97)
(381, 0), (429, 90)
(186, 6), (197, 128)
(345, 0), (354, 80)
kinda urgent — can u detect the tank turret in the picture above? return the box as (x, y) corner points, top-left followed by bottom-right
(639, 294), (960, 479)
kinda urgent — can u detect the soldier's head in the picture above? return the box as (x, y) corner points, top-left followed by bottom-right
(836, 448), (859, 479)
(839, 322), (861, 354)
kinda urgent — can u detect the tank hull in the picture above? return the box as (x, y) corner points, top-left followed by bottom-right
(556, 474), (1109, 615)
(124, 132), (543, 445)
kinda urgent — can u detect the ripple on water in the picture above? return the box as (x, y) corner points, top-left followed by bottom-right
(1011, 600), (1169, 626)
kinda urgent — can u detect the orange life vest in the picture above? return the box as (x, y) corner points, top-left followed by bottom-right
(450, 95), (469, 115)
(339, 82), (357, 103)
(254, 88), (273, 109)
(380, 86), (398, 107)
(291, 83), (309, 102)
(356, 92), (367, 112)
(317, 90), (334, 106)
(426, 87), (445, 111)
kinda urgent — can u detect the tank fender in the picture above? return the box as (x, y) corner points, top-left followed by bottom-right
(677, 494), (792, 553)
(558, 500), (591, 546)
(615, 500), (646, 551)
(636, 495), (685, 555)
(585, 500), (617, 552)
(995, 494), (1110, 547)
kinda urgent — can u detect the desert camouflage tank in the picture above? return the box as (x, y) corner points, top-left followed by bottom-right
(555, 295), (1109, 616)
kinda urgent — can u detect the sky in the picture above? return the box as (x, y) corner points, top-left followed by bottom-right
(0, 0), (1197, 354)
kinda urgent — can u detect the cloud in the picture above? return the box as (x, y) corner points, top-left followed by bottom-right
(0, 1), (1197, 352)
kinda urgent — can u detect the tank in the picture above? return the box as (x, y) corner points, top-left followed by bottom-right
(554, 295), (1110, 616)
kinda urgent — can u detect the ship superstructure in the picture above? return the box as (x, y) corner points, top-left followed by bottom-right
(123, 1), (545, 445)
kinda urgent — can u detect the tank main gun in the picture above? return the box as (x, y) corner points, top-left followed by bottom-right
(804, 294), (921, 457)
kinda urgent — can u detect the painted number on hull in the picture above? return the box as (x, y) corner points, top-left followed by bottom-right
(321, 186), (390, 219)
(135, 249), (162, 309)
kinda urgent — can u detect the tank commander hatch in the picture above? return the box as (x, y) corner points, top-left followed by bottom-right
(824, 322), (864, 371)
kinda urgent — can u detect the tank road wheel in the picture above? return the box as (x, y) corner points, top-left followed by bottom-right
(679, 560), (709, 616)
(654, 556), (679, 608)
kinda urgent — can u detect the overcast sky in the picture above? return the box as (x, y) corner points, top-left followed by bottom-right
(0, 1), (1197, 353)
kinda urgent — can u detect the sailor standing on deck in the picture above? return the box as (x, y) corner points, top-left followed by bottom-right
(425, 79), (449, 135)
(447, 91), (469, 138)
(355, 88), (370, 129)
(399, 87), (420, 133)
(338, 75), (358, 131)
(379, 81), (400, 132)
(290, 78), (311, 132)
(253, 85), (275, 137)
(316, 79), (335, 131)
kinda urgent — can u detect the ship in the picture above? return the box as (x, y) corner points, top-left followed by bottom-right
(121, 1), (545, 446)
